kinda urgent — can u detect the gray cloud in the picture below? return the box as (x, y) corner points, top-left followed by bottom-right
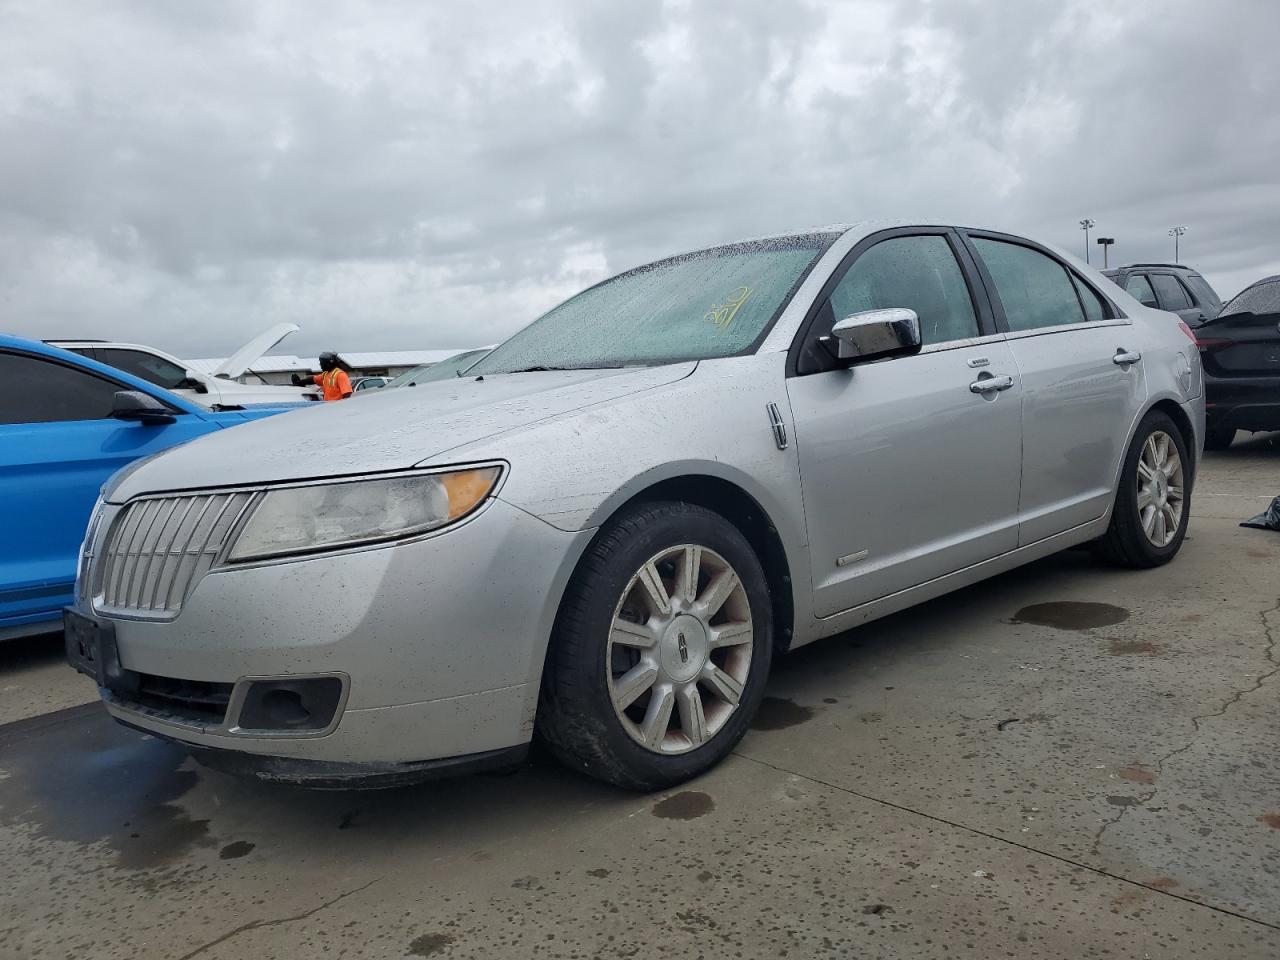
(1, 0), (1277, 359)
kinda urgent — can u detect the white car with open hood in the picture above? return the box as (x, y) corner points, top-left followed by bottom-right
(51, 323), (318, 407)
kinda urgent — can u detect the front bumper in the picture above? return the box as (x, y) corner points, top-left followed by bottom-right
(73, 496), (593, 769)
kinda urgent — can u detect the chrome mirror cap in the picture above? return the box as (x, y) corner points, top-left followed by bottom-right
(830, 308), (922, 363)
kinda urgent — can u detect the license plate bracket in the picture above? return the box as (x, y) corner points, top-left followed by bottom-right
(64, 609), (138, 695)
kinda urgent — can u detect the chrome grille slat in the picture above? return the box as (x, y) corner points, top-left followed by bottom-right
(129, 498), (180, 610)
(150, 496), (200, 611)
(162, 496), (220, 612)
(93, 491), (258, 619)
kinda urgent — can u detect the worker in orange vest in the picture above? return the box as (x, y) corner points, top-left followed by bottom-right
(292, 352), (353, 400)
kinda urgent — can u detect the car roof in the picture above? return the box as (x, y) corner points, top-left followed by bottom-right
(0, 334), (204, 414)
(1112, 263), (1199, 273)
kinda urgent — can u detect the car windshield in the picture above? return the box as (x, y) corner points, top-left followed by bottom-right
(1218, 279), (1280, 318)
(384, 349), (490, 388)
(468, 234), (837, 374)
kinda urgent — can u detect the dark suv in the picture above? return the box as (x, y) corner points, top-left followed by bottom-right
(1193, 275), (1280, 449)
(1102, 264), (1223, 327)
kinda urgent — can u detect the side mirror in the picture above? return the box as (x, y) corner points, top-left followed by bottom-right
(181, 370), (209, 394)
(829, 308), (922, 365)
(112, 390), (176, 425)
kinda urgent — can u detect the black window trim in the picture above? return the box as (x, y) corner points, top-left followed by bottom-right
(956, 228), (1127, 336)
(785, 225), (998, 377)
(0, 348), (184, 423)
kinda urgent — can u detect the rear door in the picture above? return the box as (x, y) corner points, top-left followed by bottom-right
(1149, 272), (1205, 326)
(1124, 274), (1159, 309)
(786, 229), (1023, 618)
(1199, 280), (1280, 379)
(0, 350), (215, 629)
(963, 232), (1147, 545)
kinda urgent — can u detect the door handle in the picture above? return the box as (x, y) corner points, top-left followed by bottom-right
(1113, 349), (1142, 366)
(969, 374), (1014, 394)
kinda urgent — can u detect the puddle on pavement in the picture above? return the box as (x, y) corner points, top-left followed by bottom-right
(750, 697), (814, 730)
(0, 705), (213, 870)
(1010, 601), (1130, 630)
(219, 840), (255, 859)
(408, 932), (456, 956)
(651, 791), (714, 820)
(1106, 795), (1141, 807)
(1258, 812), (1280, 829)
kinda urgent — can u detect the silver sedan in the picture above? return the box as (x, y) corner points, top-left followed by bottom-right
(67, 222), (1204, 790)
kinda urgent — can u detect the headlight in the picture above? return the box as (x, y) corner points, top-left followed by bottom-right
(226, 466), (501, 562)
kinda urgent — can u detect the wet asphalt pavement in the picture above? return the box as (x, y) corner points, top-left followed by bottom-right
(2, 434), (1278, 959)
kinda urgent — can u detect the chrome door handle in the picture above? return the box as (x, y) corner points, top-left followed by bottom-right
(969, 374), (1014, 394)
(1113, 349), (1142, 366)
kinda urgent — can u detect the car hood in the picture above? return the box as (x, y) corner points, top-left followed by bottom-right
(107, 363), (696, 502)
(210, 322), (300, 379)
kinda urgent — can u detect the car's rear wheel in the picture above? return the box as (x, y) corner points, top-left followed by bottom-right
(1093, 410), (1191, 568)
(1203, 422), (1236, 451)
(537, 501), (773, 790)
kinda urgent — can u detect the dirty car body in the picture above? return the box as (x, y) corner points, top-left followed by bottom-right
(68, 222), (1205, 789)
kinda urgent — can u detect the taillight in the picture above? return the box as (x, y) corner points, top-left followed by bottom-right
(1177, 320), (1196, 343)
(1194, 335), (1231, 353)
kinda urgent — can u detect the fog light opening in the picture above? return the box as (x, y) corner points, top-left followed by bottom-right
(262, 688), (310, 727)
(236, 676), (343, 733)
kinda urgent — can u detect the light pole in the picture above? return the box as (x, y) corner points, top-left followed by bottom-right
(1096, 237), (1115, 269)
(1079, 219), (1096, 264)
(1168, 226), (1186, 264)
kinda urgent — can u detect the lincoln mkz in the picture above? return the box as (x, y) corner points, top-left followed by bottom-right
(68, 222), (1204, 789)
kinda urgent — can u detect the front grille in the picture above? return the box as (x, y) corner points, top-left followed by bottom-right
(126, 673), (235, 725)
(95, 492), (257, 617)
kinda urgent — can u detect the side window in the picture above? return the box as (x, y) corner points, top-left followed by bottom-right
(97, 348), (188, 390)
(971, 238), (1085, 331)
(1183, 274), (1221, 311)
(1149, 274), (1192, 311)
(826, 235), (979, 346)
(1124, 274), (1158, 307)
(0, 352), (122, 425)
(1071, 274), (1107, 322)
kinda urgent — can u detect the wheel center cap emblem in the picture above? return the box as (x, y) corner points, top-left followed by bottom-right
(661, 615), (708, 683)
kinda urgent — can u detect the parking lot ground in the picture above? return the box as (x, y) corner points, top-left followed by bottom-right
(1, 433), (1278, 959)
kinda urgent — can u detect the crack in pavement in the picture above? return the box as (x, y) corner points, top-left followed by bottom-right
(1089, 596), (1280, 856)
(173, 878), (380, 960)
(732, 750), (1280, 933)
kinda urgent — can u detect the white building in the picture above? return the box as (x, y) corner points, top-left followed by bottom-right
(189, 349), (475, 385)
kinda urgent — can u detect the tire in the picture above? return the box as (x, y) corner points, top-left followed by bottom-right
(1092, 410), (1192, 568)
(537, 500), (774, 791)
(1203, 423), (1236, 451)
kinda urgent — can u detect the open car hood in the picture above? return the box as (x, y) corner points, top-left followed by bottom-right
(211, 322), (300, 379)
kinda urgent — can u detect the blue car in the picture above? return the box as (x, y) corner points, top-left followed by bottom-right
(0, 335), (300, 640)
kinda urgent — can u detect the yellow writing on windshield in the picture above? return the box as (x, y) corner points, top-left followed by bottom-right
(704, 286), (753, 330)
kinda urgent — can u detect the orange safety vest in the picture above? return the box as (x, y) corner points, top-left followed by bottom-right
(315, 368), (352, 401)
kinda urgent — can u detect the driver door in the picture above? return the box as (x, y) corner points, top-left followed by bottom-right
(785, 230), (1023, 618)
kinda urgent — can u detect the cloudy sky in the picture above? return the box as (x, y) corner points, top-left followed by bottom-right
(2, 0), (1277, 359)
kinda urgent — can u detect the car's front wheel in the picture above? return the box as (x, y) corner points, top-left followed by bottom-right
(537, 501), (773, 790)
(1093, 410), (1191, 568)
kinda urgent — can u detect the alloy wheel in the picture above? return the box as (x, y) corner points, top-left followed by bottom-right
(1136, 429), (1184, 548)
(606, 544), (754, 755)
